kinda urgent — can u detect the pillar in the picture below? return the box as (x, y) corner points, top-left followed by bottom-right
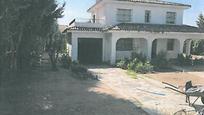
(147, 38), (154, 60)
(186, 40), (192, 56)
(179, 39), (185, 54)
(110, 38), (117, 65)
(71, 36), (78, 62)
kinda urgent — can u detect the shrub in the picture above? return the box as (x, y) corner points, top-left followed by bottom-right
(60, 54), (72, 69)
(151, 52), (169, 68)
(70, 61), (98, 80)
(135, 62), (153, 74)
(193, 58), (204, 65)
(131, 52), (147, 63)
(116, 58), (129, 69)
(177, 54), (192, 66)
(70, 61), (87, 73)
(127, 58), (140, 70)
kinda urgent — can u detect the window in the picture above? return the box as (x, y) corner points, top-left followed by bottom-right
(92, 15), (96, 23)
(117, 9), (132, 23)
(116, 39), (133, 51)
(145, 10), (151, 23)
(166, 12), (176, 24)
(167, 39), (174, 51)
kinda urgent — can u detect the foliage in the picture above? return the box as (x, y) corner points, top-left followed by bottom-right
(191, 13), (204, 55)
(116, 58), (129, 69)
(135, 62), (153, 74)
(176, 54), (192, 66)
(60, 54), (72, 69)
(117, 53), (153, 74)
(196, 13), (204, 29)
(193, 58), (204, 65)
(0, 0), (65, 74)
(131, 52), (147, 63)
(70, 62), (98, 80)
(191, 40), (204, 55)
(151, 52), (169, 68)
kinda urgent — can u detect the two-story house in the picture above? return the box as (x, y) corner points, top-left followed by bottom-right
(64, 0), (204, 64)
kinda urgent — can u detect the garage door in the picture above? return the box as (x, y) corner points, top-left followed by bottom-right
(78, 38), (103, 64)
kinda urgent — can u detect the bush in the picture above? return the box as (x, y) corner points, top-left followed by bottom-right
(127, 58), (140, 70)
(70, 61), (98, 80)
(70, 61), (87, 73)
(177, 54), (192, 66)
(193, 58), (204, 65)
(131, 52), (147, 63)
(151, 52), (169, 68)
(60, 54), (72, 69)
(116, 58), (129, 69)
(135, 62), (153, 74)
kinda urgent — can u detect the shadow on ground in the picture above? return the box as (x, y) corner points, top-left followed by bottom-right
(0, 65), (147, 115)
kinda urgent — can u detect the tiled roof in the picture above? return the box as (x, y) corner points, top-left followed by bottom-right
(65, 26), (103, 32)
(65, 23), (204, 33)
(117, 0), (191, 7)
(107, 23), (204, 33)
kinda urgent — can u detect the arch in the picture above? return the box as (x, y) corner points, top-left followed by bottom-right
(116, 38), (148, 60)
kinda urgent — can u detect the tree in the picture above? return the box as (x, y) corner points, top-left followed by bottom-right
(0, 0), (65, 74)
(191, 13), (204, 55)
(196, 13), (204, 29)
(46, 24), (66, 70)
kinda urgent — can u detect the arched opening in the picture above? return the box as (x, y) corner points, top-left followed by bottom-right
(152, 38), (180, 59)
(116, 38), (147, 60)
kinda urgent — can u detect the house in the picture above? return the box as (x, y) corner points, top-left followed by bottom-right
(64, 0), (204, 64)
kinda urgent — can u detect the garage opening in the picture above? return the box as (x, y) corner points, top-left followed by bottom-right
(78, 38), (103, 64)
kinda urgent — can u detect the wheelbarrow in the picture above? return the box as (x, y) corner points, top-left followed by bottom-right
(162, 81), (204, 106)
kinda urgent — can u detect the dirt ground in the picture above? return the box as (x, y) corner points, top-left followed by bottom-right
(147, 72), (204, 89)
(88, 66), (204, 115)
(0, 66), (147, 115)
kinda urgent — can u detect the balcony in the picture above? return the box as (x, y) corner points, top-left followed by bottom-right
(68, 18), (104, 28)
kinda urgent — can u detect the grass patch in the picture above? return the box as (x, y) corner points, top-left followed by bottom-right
(126, 70), (137, 79)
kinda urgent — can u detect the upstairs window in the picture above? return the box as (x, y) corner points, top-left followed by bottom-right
(117, 9), (132, 23)
(166, 12), (176, 24)
(116, 38), (133, 51)
(167, 39), (175, 51)
(145, 10), (151, 23)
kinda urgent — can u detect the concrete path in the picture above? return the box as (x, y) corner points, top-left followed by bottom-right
(88, 67), (203, 115)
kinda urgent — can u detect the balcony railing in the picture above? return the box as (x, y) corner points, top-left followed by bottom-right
(69, 18), (105, 27)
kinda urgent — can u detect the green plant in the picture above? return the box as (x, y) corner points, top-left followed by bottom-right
(151, 52), (169, 68)
(131, 52), (147, 63)
(177, 54), (192, 66)
(60, 54), (72, 69)
(135, 62), (153, 74)
(127, 58), (139, 70)
(116, 58), (129, 69)
(70, 61), (87, 73)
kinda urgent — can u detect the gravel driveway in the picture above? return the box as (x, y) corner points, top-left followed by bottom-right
(88, 66), (204, 115)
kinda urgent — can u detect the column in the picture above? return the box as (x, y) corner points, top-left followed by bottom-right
(186, 40), (192, 56)
(147, 38), (154, 60)
(179, 39), (185, 54)
(110, 37), (118, 65)
(71, 36), (78, 62)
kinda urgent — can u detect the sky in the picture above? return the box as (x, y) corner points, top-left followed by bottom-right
(57, 0), (204, 26)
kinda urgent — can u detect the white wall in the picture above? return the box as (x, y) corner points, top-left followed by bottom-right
(91, 1), (185, 26)
(156, 39), (180, 59)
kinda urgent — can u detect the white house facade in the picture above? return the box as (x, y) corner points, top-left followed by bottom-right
(64, 0), (204, 64)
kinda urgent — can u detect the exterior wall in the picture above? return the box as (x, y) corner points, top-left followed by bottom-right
(104, 33), (112, 62)
(156, 39), (180, 59)
(116, 38), (147, 60)
(71, 32), (105, 62)
(69, 30), (204, 64)
(103, 2), (184, 25)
